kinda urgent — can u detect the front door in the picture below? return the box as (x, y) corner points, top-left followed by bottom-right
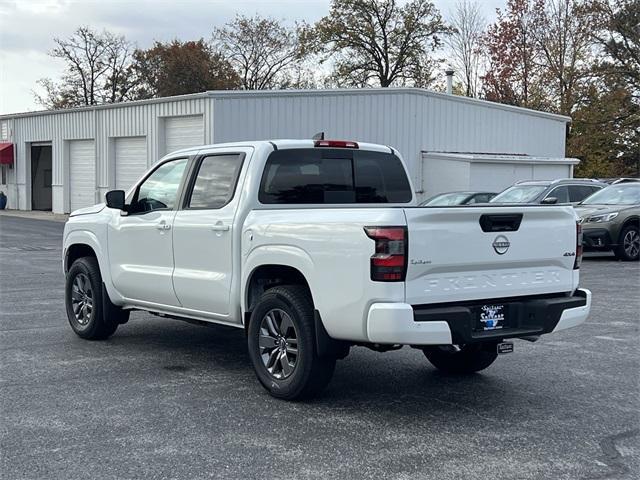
(108, 157), (188, 306)
(172, 151), (247, 317)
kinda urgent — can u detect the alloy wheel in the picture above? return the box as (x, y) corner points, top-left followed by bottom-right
(258, 308), (299, 379)
(71, 273), (93, 326)
(624, 229), (639, 259)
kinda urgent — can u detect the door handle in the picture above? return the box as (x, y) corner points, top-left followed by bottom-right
(211, 224), (230, 232)
(156, 221), (171, 231)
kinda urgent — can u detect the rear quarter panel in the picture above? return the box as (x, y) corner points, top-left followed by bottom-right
(242, 208), (407, 341)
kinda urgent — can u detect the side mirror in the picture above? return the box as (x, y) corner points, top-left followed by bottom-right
(541, 197), (558, 205)
(105, 190), (125, 210)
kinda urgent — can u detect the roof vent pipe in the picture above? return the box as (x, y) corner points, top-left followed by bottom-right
(445, 68), (454, 94)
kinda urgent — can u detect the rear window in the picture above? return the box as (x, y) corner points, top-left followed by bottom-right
(259, 148), (412, 204)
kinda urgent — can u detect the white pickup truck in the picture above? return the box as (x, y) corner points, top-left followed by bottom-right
(63, 139), (591, 399)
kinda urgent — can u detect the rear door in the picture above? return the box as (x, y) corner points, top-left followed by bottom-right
(403, 206), (578, 305)
(171, 148), (250, 316)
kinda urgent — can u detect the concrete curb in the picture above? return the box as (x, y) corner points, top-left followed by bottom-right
(0, 210), (69, 223)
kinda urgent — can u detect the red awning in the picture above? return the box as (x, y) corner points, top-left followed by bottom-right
(0, 143), (14, 165)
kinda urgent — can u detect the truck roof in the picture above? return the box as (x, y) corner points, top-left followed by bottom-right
(166, 139), (395, 157)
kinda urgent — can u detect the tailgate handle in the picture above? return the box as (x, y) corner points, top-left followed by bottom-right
(479, 214), (523, 232)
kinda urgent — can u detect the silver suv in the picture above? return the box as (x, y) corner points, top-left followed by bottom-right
(491, 179), (607, 205)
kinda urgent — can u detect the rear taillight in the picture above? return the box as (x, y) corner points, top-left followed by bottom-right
(574, 222), (583, 269)
(314, 140), (359, 148)
(364, 227), (407, 281)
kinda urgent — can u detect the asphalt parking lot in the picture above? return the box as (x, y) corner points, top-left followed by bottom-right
(1, 214), (639, 480)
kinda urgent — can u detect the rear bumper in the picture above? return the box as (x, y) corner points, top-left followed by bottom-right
(366, 289), (591, 345)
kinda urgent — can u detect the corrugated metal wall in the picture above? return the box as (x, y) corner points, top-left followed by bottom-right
(1, 89), (569, 212)
(212, 90), (567, 187)
(4, 96), (212, 212)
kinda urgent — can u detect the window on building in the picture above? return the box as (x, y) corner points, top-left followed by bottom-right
(187, 154), (243, 209)
(1, 165), (6, 185)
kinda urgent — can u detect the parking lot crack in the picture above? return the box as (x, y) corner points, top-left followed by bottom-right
(587, 429), (639, 479)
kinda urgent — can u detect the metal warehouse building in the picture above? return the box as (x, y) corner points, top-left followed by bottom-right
(0, 88), (577, 213)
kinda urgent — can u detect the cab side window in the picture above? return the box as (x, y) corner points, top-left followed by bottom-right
(569, 185), (600, 203)
(546, 186), (570, 203)
(187, 154), (243, 209)
(129, 158), (187, 214)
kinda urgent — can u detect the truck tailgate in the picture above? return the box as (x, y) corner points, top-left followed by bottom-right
(403, 206), (578, 305)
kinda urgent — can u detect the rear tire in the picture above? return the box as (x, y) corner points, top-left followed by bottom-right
(423, 343), (498, 374)
(247, 285), (336, 400)
(65, 257), (127, 340)
(615, 224), (640, 261)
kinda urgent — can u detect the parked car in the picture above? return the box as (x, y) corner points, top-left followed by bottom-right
(491, 179), (606, 205)
(63, 139), (591, 400)
(420, 191), (496, 206)
(575, 183), (640, 261)
(598, 178), (640, 185)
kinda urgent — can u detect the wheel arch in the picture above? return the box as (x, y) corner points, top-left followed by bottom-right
(244, 264), (314, 324)
(65, 243), (98, 273)
(619, 215), (639, 235)
(63, 230), (122, 304)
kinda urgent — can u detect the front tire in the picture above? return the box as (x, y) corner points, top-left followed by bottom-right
(247, 285), (336, 400)
(65, 257), (127, 340)
(423, 343), (498, 374)
(615, 224), (640, 261)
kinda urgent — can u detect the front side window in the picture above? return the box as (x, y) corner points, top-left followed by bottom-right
(546, 186), (570, 203)
(259, 149), (412, 204)
(188, 154), (243, 209)
(130, 158), (187, 213)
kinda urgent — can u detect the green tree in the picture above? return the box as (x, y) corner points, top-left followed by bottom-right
(570, 0), (639, 177)
(571, 85), (639, 177)
(129, 40), (239, 99)
(311, 0), (450, 88)
(585, 0), (640, 96)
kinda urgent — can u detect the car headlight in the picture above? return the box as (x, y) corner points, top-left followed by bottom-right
(585, 212), (619, 223)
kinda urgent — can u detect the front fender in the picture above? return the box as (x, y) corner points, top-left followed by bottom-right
(63, 229), (123, 305)
(241, 244), (316, 313)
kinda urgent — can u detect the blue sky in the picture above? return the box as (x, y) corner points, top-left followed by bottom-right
(0, 0), (504, 114)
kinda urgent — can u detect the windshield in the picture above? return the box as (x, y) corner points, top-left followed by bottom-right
(421, 192), (471, 206)
(491, 185), (547, 203)
(580, 184), (640, 205)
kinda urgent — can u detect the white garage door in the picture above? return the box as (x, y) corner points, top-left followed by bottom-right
(115, 136), (147, 191)
(164, 115), (204, 155)
(69, 140), (95, 212)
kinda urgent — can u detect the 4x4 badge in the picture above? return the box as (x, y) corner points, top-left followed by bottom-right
(492, 235), (510, 255)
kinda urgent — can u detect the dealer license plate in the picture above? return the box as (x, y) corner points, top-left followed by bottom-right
(478, 304), (506, 331)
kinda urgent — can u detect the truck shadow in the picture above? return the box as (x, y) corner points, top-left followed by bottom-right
(112, 314), (545, 424)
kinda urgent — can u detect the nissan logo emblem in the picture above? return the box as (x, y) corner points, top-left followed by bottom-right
(492, 235), (510, 255)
